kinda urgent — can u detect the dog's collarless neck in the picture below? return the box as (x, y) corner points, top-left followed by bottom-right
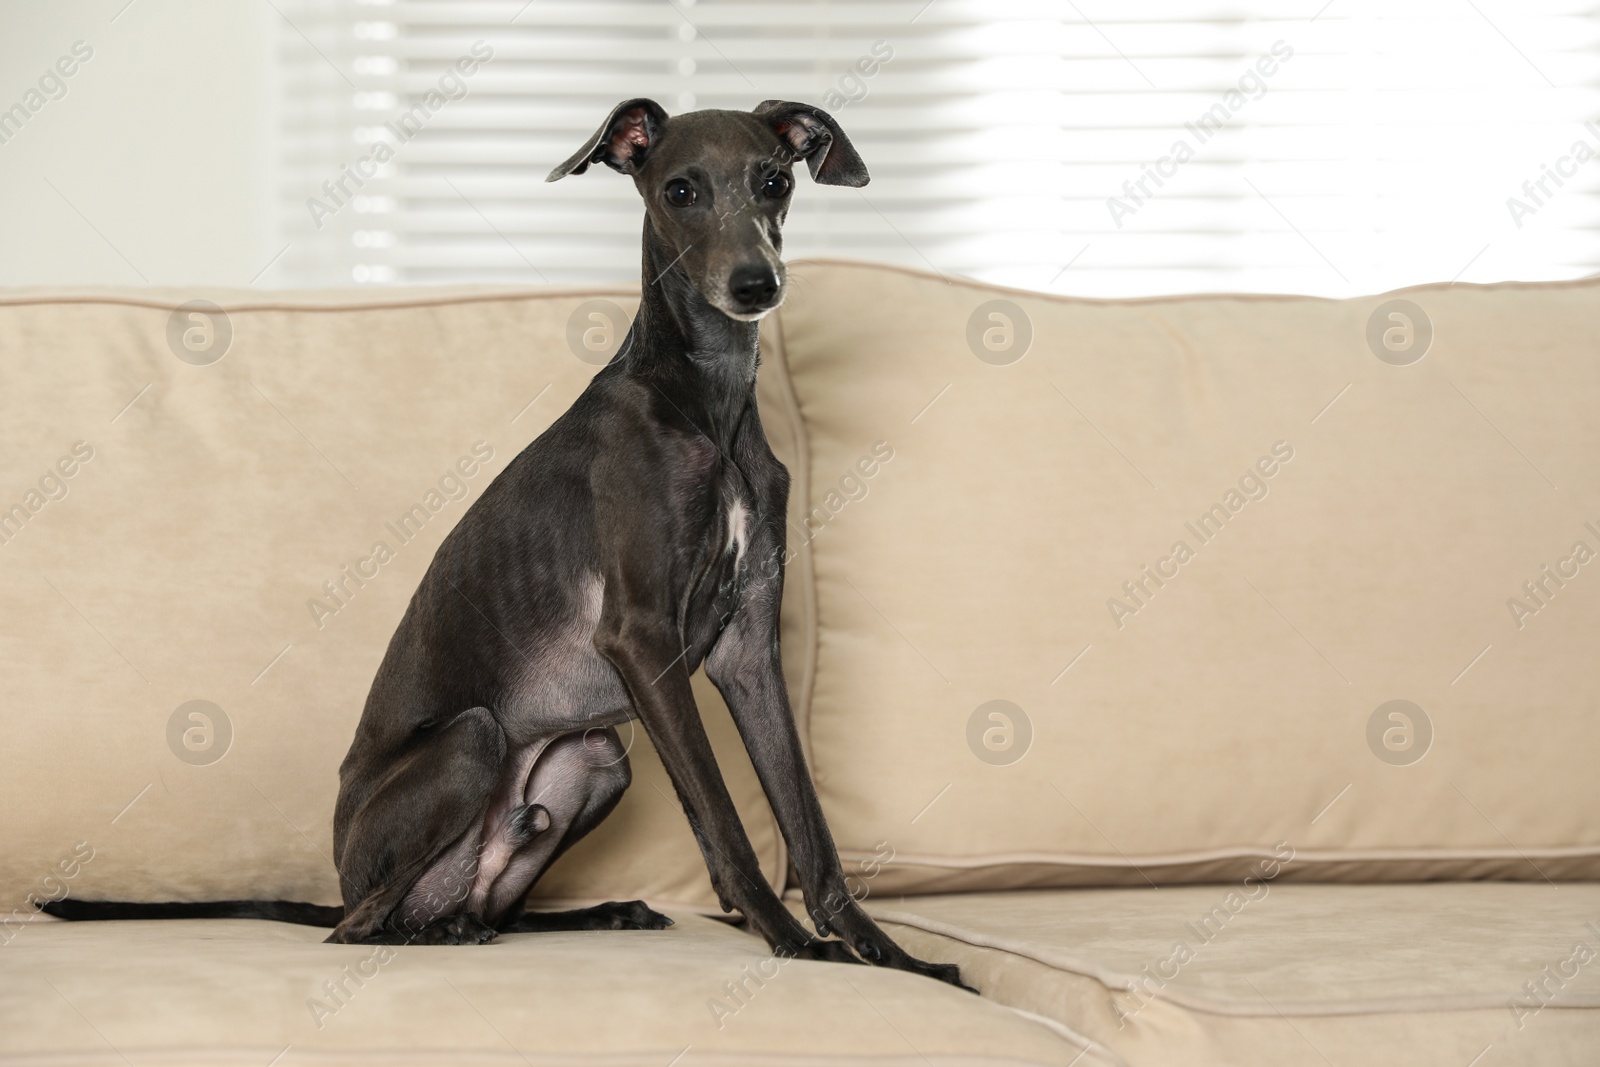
(630, 237), (763, 400)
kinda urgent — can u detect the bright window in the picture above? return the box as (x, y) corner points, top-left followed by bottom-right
(278, 0), (1600, 297)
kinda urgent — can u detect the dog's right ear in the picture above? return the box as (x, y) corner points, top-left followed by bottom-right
(546, 99), (669, 181)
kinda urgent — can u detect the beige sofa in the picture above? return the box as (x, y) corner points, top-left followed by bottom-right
(2, 261), (1598, 1066)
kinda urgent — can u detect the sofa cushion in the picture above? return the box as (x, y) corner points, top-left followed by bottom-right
(774, 259), (1600, 891)
(0, 287), (806, 916)
(0, 911), (1088, 1066)
(855, 884), (1600, 1067)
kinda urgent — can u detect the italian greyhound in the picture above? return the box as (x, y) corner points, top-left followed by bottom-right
(47, 99), (965, 991)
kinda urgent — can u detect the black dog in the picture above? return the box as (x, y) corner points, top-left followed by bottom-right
(49, 99), (964, 990)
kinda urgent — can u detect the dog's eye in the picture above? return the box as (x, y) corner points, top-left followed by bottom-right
(664, 180), (697, 207)
(762, 173), (791, 199)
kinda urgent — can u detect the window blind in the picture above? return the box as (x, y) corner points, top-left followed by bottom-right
(277, 0), (1600, 297)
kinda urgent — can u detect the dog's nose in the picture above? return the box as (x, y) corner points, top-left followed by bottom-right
(728, 265), (780, 309)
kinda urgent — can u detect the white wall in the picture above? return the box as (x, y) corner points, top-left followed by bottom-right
(0, 0), (280, 287)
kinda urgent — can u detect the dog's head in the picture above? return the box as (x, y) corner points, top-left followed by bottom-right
(548, 99), (868, 320)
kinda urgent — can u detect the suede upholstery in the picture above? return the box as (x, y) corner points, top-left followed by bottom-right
(2, 265), (1594, 1064)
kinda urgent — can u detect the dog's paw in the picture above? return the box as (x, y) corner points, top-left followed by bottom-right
(594, 900), (675, 930)
(500, 900), (675, 933)
(788, 937), (863, 965)
(406, 912), (499, 946)
(910, 958), (974, 992)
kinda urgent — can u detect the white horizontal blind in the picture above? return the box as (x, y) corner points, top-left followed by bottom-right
(277, 0), (1600, 298)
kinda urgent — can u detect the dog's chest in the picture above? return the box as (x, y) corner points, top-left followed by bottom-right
(724, 497), (751, 567)
(687, 489), (761, 637)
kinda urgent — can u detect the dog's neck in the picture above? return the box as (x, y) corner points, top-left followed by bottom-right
(629, 223), (763, 410)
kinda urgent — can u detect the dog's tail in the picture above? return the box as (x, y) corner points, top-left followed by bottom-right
(39, 899), (343, 927)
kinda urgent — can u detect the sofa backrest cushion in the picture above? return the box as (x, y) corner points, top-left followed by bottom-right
(775, 260), (1600, 892)
(0, 288), (798, 915)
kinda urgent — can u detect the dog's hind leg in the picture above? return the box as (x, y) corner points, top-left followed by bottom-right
(488, 727), (670, 933)
(327, 705), (505, 945)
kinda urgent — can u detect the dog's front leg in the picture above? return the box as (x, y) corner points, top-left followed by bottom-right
(593, 594), (850, 964)
(704, 554), (970, 990)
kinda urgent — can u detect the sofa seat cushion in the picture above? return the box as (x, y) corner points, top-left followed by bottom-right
(0, 912), (1087, 1067)
(856, 884), (1600, 1067)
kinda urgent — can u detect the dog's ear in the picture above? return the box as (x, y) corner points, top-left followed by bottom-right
(753, 100), (869, 188)
(547, 98), (669, 181)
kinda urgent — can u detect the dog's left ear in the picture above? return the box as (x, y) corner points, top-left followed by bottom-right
(754, 101), (869, 188)
(547, 98), (670, 181)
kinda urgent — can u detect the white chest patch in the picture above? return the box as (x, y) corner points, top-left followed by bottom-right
(726, 499), (750, 565)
